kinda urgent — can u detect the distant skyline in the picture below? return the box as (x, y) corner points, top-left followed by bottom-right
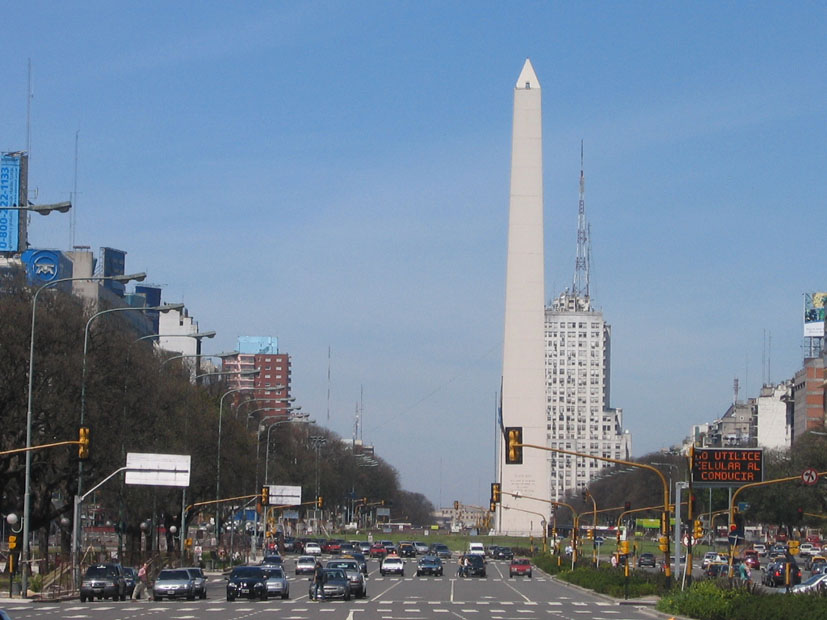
(2, 2), (825, 508)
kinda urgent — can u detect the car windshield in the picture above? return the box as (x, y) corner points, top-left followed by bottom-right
(324, 569), (345, 580)
(186, 569), (203, 578)
(159, 570), (190, 580)
(232, 567), (264, 579)
(513, 559), (529, 566)
(267, 568), (284, 578)
(85, 566), (118, 578)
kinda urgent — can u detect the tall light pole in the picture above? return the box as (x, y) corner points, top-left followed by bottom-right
(24, 271), (146, 598)
(158, 350), (238, 370)
(216, 385), (258, 542)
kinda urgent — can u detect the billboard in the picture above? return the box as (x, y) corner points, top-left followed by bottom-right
(21, 249), (73, 285)
(0, 154), (22, 252)
(691, 447), (763, 488)
(100, 247), (127, 296)
(266, 484), (302, 506)
(125, 452), (191, 487)
(804, 292), (827, 338)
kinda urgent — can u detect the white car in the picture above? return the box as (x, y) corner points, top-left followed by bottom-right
(701, 552), (726, 569)
(380, 556), (405, 576)
(799, 543), (815, 557)
(295, 556), (317, 575)
(304, 542), (322, 556)
(467, 542), (486, 557)
(752, 544), (767, 557)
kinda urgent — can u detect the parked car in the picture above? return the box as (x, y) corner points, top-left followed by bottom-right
(295, 555), (317, 575)
(637, 553), (657, 568)
(264, 565), (290, 599)
(226, 566), (269, 601)
(310, 568), (351, 601)
(153, 569), (196, 601)
(380, 556), (405, 576)
(509, 558), (532, 578)
(184, 567), (208, 599)
(763, 560), (802, 587)
(304, 542), (322, 556)
(327, 559), (367, 598)
(415, 555), (443, 577)
(80, 563), (127, 602)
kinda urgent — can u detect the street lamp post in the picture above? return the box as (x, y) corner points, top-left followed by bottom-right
(216, 386), (257, 543)
(24, 272), (145, 598)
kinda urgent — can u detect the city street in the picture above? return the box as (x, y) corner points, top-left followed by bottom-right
(1, 557), (660, 620)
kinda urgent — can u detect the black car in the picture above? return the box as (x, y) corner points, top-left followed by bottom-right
(80, 563), (127, 602)
(637, 553), (656, 568)
(763, 560), (802, 587)
(416, 555), (443, 576)
(399, 543), (416, 558)
(495, 547), (514, 560)
(461, 554), (486, 577)
(226, 566), (269, 601)
(122, 567), (137, 597)
(184, 567), (208, 599)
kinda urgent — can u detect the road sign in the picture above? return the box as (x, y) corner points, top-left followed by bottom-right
(801, 468), (819, 486)
(691, 448), (763, 488)
(125, 453), (191, 487)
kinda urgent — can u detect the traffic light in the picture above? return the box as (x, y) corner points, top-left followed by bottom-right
(261, 486), (269, 506)
(694, 520), (704, 540)
(505, 427), (523, 465)
(362, 497), (368, 504)
(78, 426), (90, 460)
(316, 496), (324, 509)
(8, 535), (17, 550)
(490, 501), (496, 513)
(491, 482), (501, 504)
(619, 540), (630, 554)
(586, 529), (593, 540)
(453, 500), (460, 510)
(658, 536), (668, 552)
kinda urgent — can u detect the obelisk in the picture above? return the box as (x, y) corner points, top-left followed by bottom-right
(499, 59), (550, 535)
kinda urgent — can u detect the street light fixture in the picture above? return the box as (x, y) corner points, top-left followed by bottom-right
(5, 201), (72, 214)
(24, 271), (146, 597)
(158, 350), (239, 369)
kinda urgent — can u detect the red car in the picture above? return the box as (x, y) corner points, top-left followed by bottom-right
(742, 550), (760, 570)
(509, 558), (532, 578)
(369, 543), (388, 559)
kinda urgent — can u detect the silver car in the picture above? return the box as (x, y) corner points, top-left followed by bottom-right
(295, 555), (317, 575)
(326, 559), (367, 598)
(153, 569), (195, 600)
(264, 566), (290, 599)
(183, 567), (207, 599)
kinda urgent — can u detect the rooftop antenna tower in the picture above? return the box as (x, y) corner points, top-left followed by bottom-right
(572, 140), (590, 308)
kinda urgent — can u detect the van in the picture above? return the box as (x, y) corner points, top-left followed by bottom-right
(468, 542), (485, 556)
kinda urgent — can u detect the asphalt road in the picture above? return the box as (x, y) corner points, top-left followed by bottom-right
(1, 556), (661, 620)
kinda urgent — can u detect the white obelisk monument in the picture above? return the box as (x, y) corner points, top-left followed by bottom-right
(499, 59), (551, 535)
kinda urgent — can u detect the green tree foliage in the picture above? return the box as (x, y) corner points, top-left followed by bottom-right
(0, 269), (427, 565)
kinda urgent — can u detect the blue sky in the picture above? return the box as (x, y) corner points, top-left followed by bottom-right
(3, 2), (825, 508)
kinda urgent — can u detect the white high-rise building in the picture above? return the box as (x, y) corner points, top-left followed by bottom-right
(545, 292), (631, 500)
(544, 145), (631, 501)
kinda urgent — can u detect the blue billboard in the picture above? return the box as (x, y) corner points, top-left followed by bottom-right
(100, 247), (126, 296)
(0, 154), (22, 252)
(21, 249), (73, 285)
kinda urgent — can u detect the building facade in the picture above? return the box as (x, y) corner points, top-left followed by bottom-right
(545, 291), (631, 500)
(223, 336), (292, 421)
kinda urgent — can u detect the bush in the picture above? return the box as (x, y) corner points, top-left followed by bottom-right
(657, 580), (827, 620)
(532, 554), (667, 598)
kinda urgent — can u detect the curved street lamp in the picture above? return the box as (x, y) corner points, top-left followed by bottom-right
(24, 271), (146, 597)
(4, 201), (72, 214)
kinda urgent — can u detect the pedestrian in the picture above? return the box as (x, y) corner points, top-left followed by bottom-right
(610, 553), (618, 568)
(311, 561), (324, 601)
(132, 561), (150, 600)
